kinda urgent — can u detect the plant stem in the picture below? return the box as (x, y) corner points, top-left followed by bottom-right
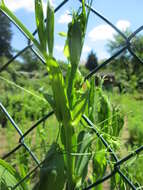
(64, 121), (75, 190)
(67, 65), (77, 108)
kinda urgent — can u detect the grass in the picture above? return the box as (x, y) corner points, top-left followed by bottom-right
(108, 91), (143, 146)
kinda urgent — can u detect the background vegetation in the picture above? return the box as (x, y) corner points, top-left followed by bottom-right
(0, 4), (143, 189)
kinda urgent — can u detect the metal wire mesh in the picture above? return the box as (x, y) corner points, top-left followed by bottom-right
(0, 0), (143, 189)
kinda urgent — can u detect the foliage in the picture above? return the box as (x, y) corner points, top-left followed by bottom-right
(108, 91), (143, 188)
(107, 31), (143, 92)
(20, 49), (43, 72)
(0, 11), (12, 58)
(0, 0), (132, 190)
(85, 50), (98, 71)
(108, 91), (143, 146)
(0, 159), (28, 190)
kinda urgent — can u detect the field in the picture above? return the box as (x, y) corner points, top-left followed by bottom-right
(0, 79), (143, 189)
(108, 91), (143, 146)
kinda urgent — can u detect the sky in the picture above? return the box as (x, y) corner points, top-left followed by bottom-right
(3, 0), (143, 62)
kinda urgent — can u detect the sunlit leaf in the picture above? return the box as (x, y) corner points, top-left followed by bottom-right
(0, 159), (28, 190)
(35, 0), (46, 52)
(46, 0), (54, 56)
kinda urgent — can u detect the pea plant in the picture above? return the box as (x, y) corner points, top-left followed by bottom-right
(0, 0), (124, 190)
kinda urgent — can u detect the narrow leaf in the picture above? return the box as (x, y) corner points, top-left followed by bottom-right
(0, 159), (28, 190)
(43, 92), (55, 108)
(75, 131), (93, 178)
(46, 0), (54, 56)
(71, 91), (88, 125)
(46, 57), (70, 122)
(35, 0), (46, 52)
(68, 21), (82, 67)
(36, 143), (66, 190)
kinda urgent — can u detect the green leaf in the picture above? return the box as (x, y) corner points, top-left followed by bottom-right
(68, 21), (82, 67)
(111, 106), (124, 136)
(70, 70), (89, 125)
(64, 40), (70, 60)
(46, 0), (54, 56)
(75, 131), (93, 179)
(96, 88), (112, 133)
(0, 179), (9, 190)
(43, 92), (55, 108)
(58, 32), (67, 37)
(88, 78), (95, 122)
(35, 0), (46, 52)
(46, 57), (70, 122)
(0, 159), (28, 190)
(71, 90), (88, 125)
(45, 57), (76, 189)
(66, 4), (92, 108)
(36, 143), (66, 190)
(93, 149), (107, 181)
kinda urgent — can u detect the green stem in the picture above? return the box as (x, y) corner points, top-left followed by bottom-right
(64, 121), (75, 190)
(67, 65), (77, 108)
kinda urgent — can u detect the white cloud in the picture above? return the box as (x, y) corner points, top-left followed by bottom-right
(55, 45), (64, 52)
(58, 10), (72, 24)
(88, 25), (115, 41)
(82, 45), (91, 53)
(4, 0), (34, 12)
(88, 20), (130, 42)
(116, 20), (130, 31)
(4, 0), (54, 13)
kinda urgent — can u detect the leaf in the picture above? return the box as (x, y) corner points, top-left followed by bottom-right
(58, 32), (67, 37)
(46, 0), (54, 56)
(71, 91), (88, 125)
(46, 57), (70, 122)
(35, 0), (46, 52)
(0, 179), (9, 190)
(66, 4), (92, 108)
(75, 131), (93, 178)
(111, 106), (124, 136)
(93, 149), (107, 180)
(88, 78), (95, 122)
(97, 88), (112, 133)
(0, 159), (28, 190)
(36, 143), (66, 190)
(64, 40), (70, 60)
(45, 56), (76, 189)
(68, 21), (82, 67)
(43, 92), (55, 108)
(70, 70), (89, 125)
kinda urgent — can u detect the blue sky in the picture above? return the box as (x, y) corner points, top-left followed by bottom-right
(4, 0), (143, 62)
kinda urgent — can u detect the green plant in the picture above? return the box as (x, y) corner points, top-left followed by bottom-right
(0, 159), (28, 190)
(0, 0), (125, 189)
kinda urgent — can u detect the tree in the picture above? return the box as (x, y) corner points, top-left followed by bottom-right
(85, 50), (98, 71)
(20, 49), (43, 72)
(0, 12), (12, 58)
(107, 31), (143, 90)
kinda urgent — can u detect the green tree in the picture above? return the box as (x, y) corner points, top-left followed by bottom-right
(85, 50), (98, 71)
(20, 49), (43, 72)
(0, 12), (12, 58)
(107, 31), (143, 90)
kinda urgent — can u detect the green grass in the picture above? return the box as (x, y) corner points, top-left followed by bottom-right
(107, 91), (143, 187)
(108, 91), (143, 145)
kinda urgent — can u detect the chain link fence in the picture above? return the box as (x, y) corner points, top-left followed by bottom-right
(0, 0), (143, 189)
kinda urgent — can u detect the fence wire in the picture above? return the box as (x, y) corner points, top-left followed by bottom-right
(0, 0), (143, 189)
